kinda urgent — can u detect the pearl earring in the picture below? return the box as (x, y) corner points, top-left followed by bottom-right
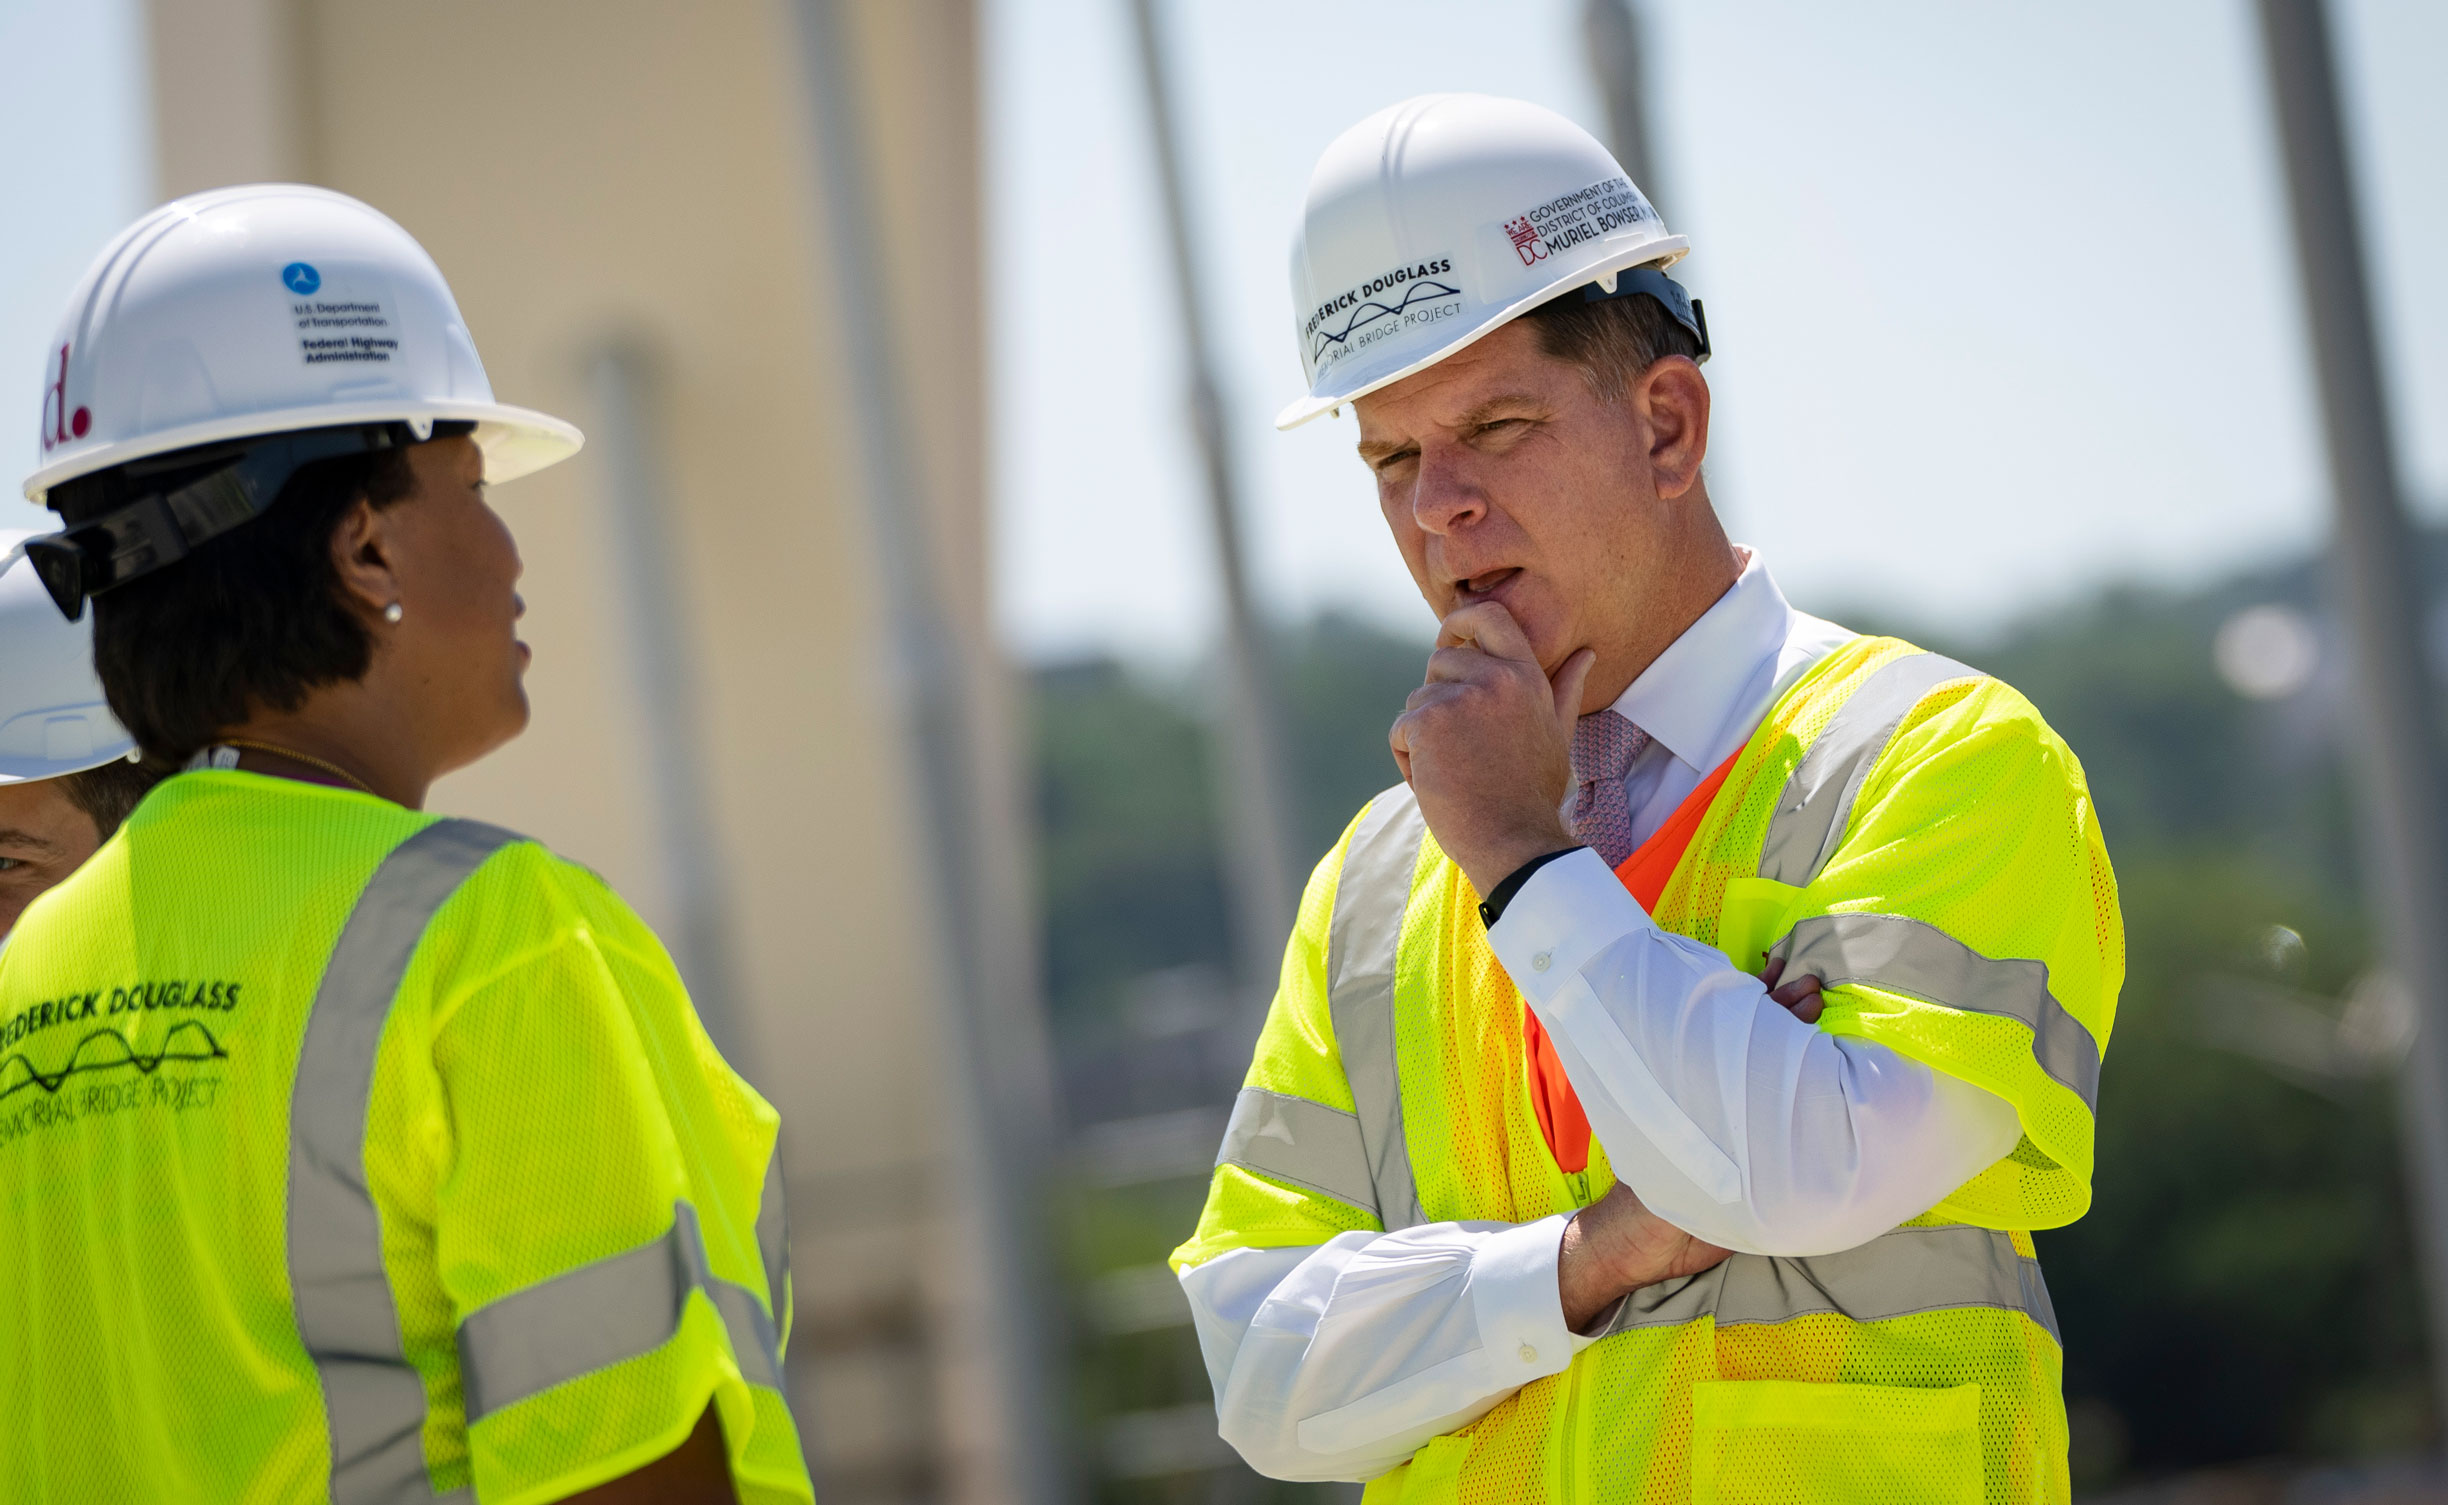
(383, 602), (404, 624)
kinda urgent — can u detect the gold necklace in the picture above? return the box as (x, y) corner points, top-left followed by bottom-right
(219, 739), (378, 796)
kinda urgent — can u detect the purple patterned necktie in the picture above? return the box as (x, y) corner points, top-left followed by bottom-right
(1569, 709), (1652, 868)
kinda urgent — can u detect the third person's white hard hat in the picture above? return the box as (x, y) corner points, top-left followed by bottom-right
(0, 530), (133, 783)
(1279, 93), (1706, 430)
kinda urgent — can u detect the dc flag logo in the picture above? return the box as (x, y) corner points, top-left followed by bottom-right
(282, 262), (321, 295)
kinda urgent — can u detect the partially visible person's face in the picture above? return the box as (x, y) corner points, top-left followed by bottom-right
(0, 778), (103, 934)
(1352, 320), (1708, 704)
(368, 436), (531, 774)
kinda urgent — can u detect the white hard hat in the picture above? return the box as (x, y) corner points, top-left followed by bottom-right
(0, 530), (134, 783)
(1279, 93), (1705, 431)
(19, 184), (581, 616)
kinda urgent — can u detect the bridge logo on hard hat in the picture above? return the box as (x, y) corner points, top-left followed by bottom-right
(282, 262), (322, 296)
(1305, 258), (1462, 371)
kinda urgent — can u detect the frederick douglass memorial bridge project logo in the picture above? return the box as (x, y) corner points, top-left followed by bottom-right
(1305, 258), (1462, 375)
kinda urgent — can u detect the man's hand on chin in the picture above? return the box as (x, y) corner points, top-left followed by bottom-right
(1389, 600), (1596, 895)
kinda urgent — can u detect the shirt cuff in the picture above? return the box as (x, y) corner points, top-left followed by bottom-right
(1485, 847), (1653, 1005)
(1469, 1215), (1578, 1382)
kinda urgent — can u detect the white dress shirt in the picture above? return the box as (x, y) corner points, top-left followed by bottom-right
(1181, 551), (2024, 1483)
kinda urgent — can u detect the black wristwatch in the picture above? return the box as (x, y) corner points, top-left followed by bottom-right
(1477, 846), (1585, 928)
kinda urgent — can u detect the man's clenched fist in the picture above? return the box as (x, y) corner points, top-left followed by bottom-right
(1389, 600), (1596, 895)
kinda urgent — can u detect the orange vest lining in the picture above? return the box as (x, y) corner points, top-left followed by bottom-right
(1523, 749), (1742, 1175)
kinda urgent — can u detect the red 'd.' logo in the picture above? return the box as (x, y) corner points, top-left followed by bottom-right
(39, 345), (91, 452)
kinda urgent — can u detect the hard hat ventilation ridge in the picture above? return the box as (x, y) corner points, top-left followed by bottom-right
(21, 184), (582, 507)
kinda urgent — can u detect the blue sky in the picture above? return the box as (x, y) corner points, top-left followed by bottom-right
(0, 0), (150, 537)
(986, 0), (2448, 658)
(6, 0), (2443, 661)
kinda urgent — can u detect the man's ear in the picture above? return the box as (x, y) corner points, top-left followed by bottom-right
(1636, 356), (1711, 502)
(328, 496), (403, 622)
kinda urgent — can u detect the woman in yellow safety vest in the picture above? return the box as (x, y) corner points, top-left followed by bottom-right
(0, 185), (812, 1504)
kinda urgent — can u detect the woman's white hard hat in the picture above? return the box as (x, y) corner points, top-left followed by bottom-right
(0, 530), (135, 783)
(22, 183), (581, 504)
(1280, 93), (1695, 430)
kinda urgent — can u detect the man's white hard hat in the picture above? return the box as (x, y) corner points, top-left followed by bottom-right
(24, 183), (580, 504)
(0, 530), (134, 783)
(1279, 93), (1698, 431)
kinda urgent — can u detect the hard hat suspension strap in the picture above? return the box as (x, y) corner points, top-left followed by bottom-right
(25, 424), (419, 622)
(1580, 264), (1711, 364)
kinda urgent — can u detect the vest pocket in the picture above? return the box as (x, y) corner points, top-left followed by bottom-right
(1690, 1380), (1983, 1504)
(1714, 876), (1803, 973)
(1363, 1433), (1470, 1505)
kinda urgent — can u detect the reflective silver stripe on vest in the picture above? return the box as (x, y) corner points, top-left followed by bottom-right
(1774, 911), (2102, 1108)
(456, 1200), (786, 1423)
(707, 1274), (785, 1390)
(1306, 672), (2057, 1344)
(757, 1148), (791, 1345)
(1216, 1087), (1377, 1212)
(1756, 652), (1979, 888)
(1326, 786), (1430, 1231)
(1606, 1222), (2060, 1346)
(289, 819), (520, 1505)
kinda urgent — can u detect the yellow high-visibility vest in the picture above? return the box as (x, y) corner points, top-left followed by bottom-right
(0, 770), (813, 1504)
(1177, 635), (2124, 1504)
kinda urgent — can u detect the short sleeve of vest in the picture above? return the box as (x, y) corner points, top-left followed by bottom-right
(1173, 807), (1385, 1272)
(369, 846), (812, 1505)
(1791, 676), (2123, 1230)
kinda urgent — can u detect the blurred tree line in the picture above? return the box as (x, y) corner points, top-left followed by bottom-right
(1033, 544), (2441, 1498)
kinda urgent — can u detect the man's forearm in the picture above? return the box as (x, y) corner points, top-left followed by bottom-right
(1181, 1222), (1582, 1481)
(1489, 850), (2024, 1255)
(1556, 1214), (1623, 1333)
(1556, 1183), (1729, 1330)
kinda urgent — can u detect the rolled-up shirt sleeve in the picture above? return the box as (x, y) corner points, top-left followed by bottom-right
(1486, 849), (2022, 1257)
(1179, 1217), (1591, 1482)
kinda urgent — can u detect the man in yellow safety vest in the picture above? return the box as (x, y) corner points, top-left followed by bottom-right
(1173, 94), (2121, 1503)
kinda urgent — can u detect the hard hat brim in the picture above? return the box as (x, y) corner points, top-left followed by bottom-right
(1275, 238), (1690, 431)
(463, 404), (587, 487)
(23, 402), (584, 505)
(0, 741), (140, 786)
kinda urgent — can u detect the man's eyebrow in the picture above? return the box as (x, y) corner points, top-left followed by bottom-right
(0, 828), (60, 854)
(1452, 394), (1549, 429)
(1355, 394), (1550, 462)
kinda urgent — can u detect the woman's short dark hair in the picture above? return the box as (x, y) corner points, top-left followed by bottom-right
(85, 440), (426, 762)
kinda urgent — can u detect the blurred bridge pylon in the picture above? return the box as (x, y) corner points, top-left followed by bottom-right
(2256, 0), (2448, 1444)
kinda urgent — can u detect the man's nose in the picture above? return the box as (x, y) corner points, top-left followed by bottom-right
(1411, 449), (1488, 535)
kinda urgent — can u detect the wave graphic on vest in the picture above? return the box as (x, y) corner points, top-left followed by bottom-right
(0, 1020), (229, 1104)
